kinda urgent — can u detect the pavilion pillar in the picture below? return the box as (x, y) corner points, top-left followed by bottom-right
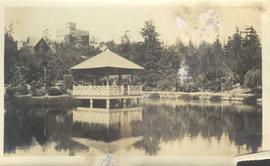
(90, 99), (93, 109)
(81, 75), (84, 85)
(106, 75), (109, 86)
(118, 74), (122, 85)
(123, 99), (127, 108)
(106, 99), (110, 110)
(131, 74), (134, 85)
(137, 98), (140, 107)
(93, 75), (96, 86)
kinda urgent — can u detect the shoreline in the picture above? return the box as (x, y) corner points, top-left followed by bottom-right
(5, 94), (80, 108)
(142, 91), (262, 104)
(5, 90), (262, 107)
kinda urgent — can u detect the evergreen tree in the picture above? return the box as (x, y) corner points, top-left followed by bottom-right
(224, 27), (261, 85)
(139, 20), (163, 90)
(4, 26), (17, 85)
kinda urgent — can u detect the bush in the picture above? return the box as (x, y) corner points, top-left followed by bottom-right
(209, 95), (222, 102)
(48, 87), (63, 96)
(178, 85), (200, 93)
(63, 74), (74, 90)
(31, 88), (46, 97)
(243, 96), (258, 105)
(18, 85), (29, 95)
(30, 80), (43, 90)
(5, 87), (17, 97)
(244, 69), (262, 90)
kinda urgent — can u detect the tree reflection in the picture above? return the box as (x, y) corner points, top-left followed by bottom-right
(4, 107), (79, 154)
(4, 100), (262, 156)
(136, 102), (262, 155)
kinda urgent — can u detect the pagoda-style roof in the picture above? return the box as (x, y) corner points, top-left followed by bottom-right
(70, 49), (143, 75)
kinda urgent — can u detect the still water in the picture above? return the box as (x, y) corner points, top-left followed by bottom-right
(4, 99), (262, 157)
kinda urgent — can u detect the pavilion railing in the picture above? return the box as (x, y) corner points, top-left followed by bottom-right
(128, 85), (143, 95)
(73, 85), (142, 96)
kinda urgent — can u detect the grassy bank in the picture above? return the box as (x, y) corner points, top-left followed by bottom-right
(5, 95), (80, 108)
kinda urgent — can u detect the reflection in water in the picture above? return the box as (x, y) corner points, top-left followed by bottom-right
(4, 107), (88, 155)
(72, 108), (143, 153)
(137, 100), (262, 155)
(4, 99), (262, 156)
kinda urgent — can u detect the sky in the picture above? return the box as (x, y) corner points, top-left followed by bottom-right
(5, 5), (263, 45)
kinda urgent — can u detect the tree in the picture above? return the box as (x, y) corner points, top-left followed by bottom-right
(242, 26), (261, 69)
(224, 27), (261, 85)
(244, 68), (262, 90)
(4, 25), (17, 85)
(118, 30), (132, 59)
(139, 20), (163, 90)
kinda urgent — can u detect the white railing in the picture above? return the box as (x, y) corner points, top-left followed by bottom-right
(73, 85), (142, 96)
(128, 85), (143, 95)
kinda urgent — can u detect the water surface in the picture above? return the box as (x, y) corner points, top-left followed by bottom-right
(4, 99), (262, 157)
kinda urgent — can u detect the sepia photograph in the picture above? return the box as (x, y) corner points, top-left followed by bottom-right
(1, 0), (270, 165)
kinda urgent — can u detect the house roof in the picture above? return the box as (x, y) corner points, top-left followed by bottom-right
(33, 37), (56, 54)
(70, 49), (144, 71)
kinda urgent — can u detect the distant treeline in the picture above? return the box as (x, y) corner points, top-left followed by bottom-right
(4, 21), (261, 92)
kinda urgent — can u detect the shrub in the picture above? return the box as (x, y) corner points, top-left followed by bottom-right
(30, 80), (43, 90)
(63, 74), (74, 90)
(48, 87), (63, 96)
(243, 96), (258, 105)
(244, 69), (262, 90)
(209, 95), (222, 102)
(18, 85), (29, 95)
(31, 88), (46, 97)
(5, 87), (17, 97)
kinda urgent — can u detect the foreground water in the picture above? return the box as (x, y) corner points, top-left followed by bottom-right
(4, 99), (262, 158)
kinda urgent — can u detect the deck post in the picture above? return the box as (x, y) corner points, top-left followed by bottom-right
(118, 74), (122, 85)
(123, 99), (127, 108)
(106, 75), (109, 86)
(90, 99), (93, 109)
(82, 75), (84, 85)
(131, 74), (134, 85)
(93, 75), (96, 86)
(106, 99), (110, 110)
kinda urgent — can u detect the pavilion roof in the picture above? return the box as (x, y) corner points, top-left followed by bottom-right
(70, 49), (144, 71)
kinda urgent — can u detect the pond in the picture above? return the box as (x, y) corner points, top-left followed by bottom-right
(4, 99), (262, 159)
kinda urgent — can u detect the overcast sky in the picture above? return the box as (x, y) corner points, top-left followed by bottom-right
(5, 5), (262, 45)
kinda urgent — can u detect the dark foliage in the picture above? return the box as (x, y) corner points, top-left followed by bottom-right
(47, 87), (64, 96)
(17, 85), (29, 95)
(4, 23), (261, 93)
(31, 88), (46, 97)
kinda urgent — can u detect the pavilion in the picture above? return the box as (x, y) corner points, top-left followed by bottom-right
(70, 48), (144, 111)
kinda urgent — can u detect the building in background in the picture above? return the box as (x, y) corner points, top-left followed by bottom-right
(33, 37), (56, 54)
(56, 22), (89, 46)
(178, 59), (193, 84)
